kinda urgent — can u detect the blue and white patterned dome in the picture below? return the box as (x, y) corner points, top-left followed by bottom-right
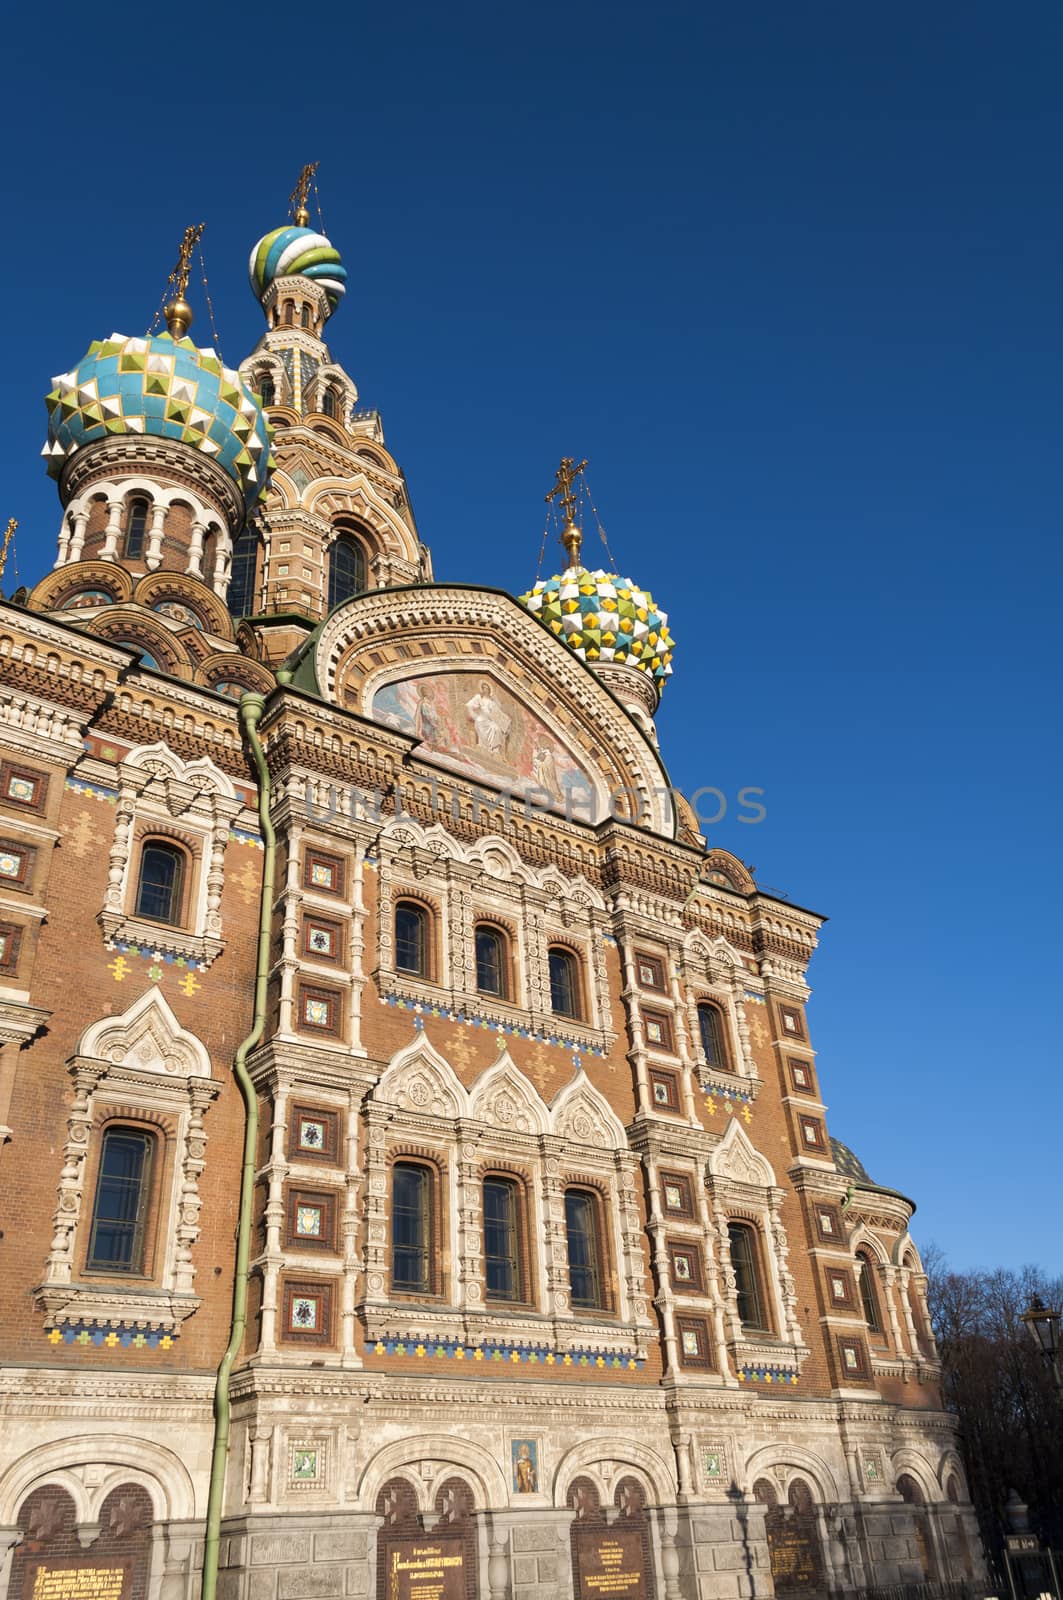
(42, 332), (275, 506)
(519, 566), (675, 687)
(249, 225), (347, 314)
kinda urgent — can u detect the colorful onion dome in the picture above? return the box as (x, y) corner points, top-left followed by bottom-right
(249, 224), (347, 313)
(519, 566), (675, 687)
(42, 333), (275, 506)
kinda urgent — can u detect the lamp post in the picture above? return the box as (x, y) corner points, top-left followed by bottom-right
(1020, 1295), (1063, 1394)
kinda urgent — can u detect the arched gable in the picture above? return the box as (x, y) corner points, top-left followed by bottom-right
(552, 1437), (675, 1507)
(76, 987), (212, 1079)
(550, 1074), (627, 1150)
(708, 1119), (777, 1188)
(372, 1035), (469, 1120)
(468, 1052), (549, 1136)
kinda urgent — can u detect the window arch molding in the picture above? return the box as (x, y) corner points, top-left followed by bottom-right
(392, 895), (435, 982)
(326, 524), (369, 610)
(547, 942), (584, 1021)
(474, 920), (513, 1002)
(388, 1152), (445, 1299)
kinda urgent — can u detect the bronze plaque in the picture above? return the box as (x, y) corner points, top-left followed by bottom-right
(383, 1534), (465, 1600)
(767, 1522), (821, 1592)
(573, 1526), (648, 1597)
(24, 1563), (132, 1600)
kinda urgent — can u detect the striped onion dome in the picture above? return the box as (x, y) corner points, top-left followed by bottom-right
(249, 224), (347, 315)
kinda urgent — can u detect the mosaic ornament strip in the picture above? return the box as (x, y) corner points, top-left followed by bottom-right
(737, 1365), (799, 1385)
(44, 332), (275, 504)
(703, 1084), (754, 1124)
(249, 224), (347, 309)
(47, 1322), (176, 1350)
(381, 992), (605, 1061)
(372, 1336), (643, 1371)
(520, 566), (675, 686)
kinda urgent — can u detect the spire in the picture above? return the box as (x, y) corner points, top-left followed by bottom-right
(163, 223), (206, 338)
(289, 161), (319, 228)
(545, 456), (588, 568)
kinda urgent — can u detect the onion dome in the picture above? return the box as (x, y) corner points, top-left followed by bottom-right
(519, 565), (675, 687)
(249, 225), (347, 314)
(42, 332), (275, 506)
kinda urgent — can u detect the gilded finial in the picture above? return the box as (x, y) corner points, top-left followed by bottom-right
(289, 162), (319, 228)
(0, 519), (17, 584)
(163, 223), (206, 337)
(545, 456), (588, 567)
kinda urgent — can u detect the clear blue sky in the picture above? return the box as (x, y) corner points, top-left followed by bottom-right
(3, 3), (1060, 1272)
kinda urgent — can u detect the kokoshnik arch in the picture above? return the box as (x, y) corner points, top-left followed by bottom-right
(0, 170), (981, 1600)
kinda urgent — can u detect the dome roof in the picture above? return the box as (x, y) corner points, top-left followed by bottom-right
(249, 224), (347, 313)
(519, 566), (675, 687)
(43, 332), (274, 506)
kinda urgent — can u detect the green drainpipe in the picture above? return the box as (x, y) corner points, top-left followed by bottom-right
(201, 692), (275, 1600)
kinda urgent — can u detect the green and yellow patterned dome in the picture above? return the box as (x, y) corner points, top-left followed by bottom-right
(519, 565), (675, 687)
(42, 332), (275, 506)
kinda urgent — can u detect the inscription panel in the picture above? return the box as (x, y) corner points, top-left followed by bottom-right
(25, 1564), (132, 1600)
(383, 1535), (465, 1600)
(572, 1527), (647, 1598)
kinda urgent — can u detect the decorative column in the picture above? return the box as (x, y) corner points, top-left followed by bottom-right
(100, 500), (124, 559)
(642, 1157), (680, 1376)
(456, 1126), (483, 1321)
(258, 1083), (289, 1357)
(186, 519), (206, 578)
(695, 1174), (733, 1383)
(619, 934), (652, 1115)
(347, 842), (368, 1057)
(145, 503), (167, 570)
(173, 1079), (217, 1295)
(340, 1084), (364, 1367)
(43, 1061), (103, 1284)
(539, 1138), (569, 1324)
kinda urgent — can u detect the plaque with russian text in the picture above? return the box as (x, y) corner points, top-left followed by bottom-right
(24, 1561), (132, 1600)
(383, 1534), (465, 1600)
(573, 1526), (648, 1598)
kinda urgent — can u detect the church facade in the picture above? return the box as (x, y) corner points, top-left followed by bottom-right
(0, 187), (982, 1600)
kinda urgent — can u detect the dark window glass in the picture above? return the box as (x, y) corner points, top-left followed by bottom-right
(87, 1129), (152, 1272)
(728, 1222), (767, 1330)
(484, 1177), (520, 1301)
(301, 304), (310, 329)
(125, 498), (149, 560)
(135, 843), (184, 925)
(259, 375), (275, 407)
(392, 1162), (430, 1292)
(857, 1252), (882, 1333)
(395, 902), (427, 976)
(228, 525), (259, 618)
(476, 926), (507, 998)
(698, 1004), (727, 1068)
(549, 948), (579, 1018)
(321, 387), (336, 418)
(565, 1189), (603, 1309)
(327, 533), (367, 610)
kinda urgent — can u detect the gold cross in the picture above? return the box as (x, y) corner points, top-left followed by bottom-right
(169, 223), (206, 302)
(545, 457), (588, 564)
(289, 162), (319, 226)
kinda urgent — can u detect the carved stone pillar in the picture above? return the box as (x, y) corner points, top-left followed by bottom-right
(145, 503), (167, 570)
(44, 1061), (104, 1283)
(340, 1084), (364, 1367)
(101, 499), (123, 558)
(186, 519), (207, 578)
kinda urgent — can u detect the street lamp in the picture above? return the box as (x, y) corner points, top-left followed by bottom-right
(1020, 1295), (1063, 1393)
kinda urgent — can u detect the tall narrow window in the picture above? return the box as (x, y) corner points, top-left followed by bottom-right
(301, 304), (310, 329)
(728, 1221), (768, 1331)
(549, 947), (580, 1019)
(327, 532), (367, 610)
(565, 1188), (604, 1309)
(483, 1177), (521, 1301)
(134, 843), (184, 925)
(475, 925), (508, 999)
(258, 375), (275, 407)
(227, 525), (259, 618)
(857, 1250), (882, 1334)
(124, 498), (149, 560)
(87, 1129), (153, 1273)
(321, 387), (337, 419)
(395, 901), (428, 977)
(697, 1003), (729, 1069)
(392, 1162), (431, 1293)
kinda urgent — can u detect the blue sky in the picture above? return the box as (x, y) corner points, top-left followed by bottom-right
(3, 3), (1060, 1271)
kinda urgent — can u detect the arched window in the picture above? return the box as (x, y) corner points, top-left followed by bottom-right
(301, 304), (310, 329)
(327, 532), (367, 610)
(321, 387), (336, 419)
(475, 924), (508, 999)
(394, 901), (428, 978)
(697, 1002), (729, 1070)
(227, 525), (259, 618)
(134, 842), (185, 925)
(392, 1161), (432, 1293)
(857, 1250), (883, 1334)
(483, 1176), (522, 1302)
(727, 1221), (769, 1331)
(124, 498), (150, 560)
(87, 1127), (154, 1273)
(564, 1188), (605, 1309)
(258, 374), (275, 407)
(283, 300), (295, 326)
(549, 947), (581, 1019)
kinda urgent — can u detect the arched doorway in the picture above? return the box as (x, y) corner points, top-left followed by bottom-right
(897, 1474), (936, 1580)
(753, 1477), (824, 1595)
(7, 1482), (153, 1600)
(375, 1473), (477, 1600)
